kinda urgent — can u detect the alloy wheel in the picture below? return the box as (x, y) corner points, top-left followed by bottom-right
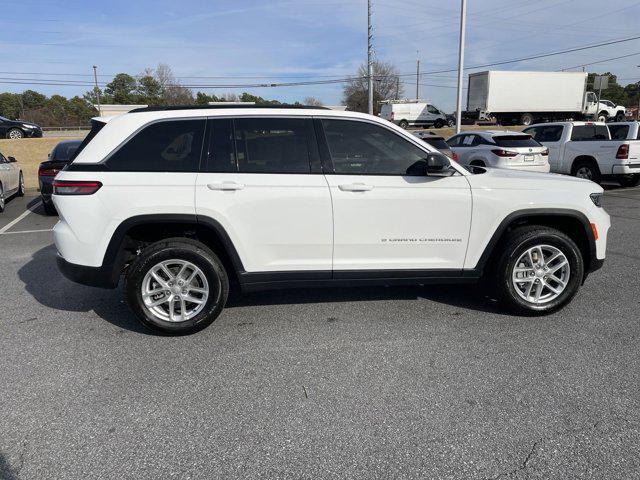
(512, 244), (570, 304)
(8, 129), (23, 139)
(575, 166), (593, 180)
(141, 259), (210, 322)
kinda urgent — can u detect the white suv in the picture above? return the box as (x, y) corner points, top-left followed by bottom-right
(447, 130), (550, 172)
(53, 106), (609, 334)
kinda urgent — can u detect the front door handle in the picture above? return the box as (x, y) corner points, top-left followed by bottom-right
(207, 181), (245, 191)
(338, 183), (374, 192)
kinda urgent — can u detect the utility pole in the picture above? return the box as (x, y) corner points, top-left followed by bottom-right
(367, 0), (373, 115)
(637, 65), (640, 121)
(92, 65), (101, 115)
(396, 77), (400, 100)
(455, 0), (467, 134)
(416, 53), (420, 100)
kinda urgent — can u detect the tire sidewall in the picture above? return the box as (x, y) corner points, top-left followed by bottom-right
(126, 243), (228, 334)
(573, 161), (600, 183)
(499, 232), (584, 313)
(8, 128), (23, 139)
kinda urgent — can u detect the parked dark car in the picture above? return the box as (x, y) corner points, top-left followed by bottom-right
(0, 116), (43, 139)
(410, 131), (453, 158)
(38, 139), (82, 215)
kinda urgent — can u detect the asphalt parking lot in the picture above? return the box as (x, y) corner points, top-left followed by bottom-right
(1, 189), (639, 479)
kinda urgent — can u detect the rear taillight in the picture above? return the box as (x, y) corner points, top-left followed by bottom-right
(452, 151), (458, 162)
(491, 149), (517, 157)
(53, 180), (102, 195)
(38, 167), (59, 177)
(616, 144), (629, 159)
(541, 148), (549, 157)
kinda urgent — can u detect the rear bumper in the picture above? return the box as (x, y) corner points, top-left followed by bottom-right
(611, 163), (640, 175)
(56, 255), (119, 289)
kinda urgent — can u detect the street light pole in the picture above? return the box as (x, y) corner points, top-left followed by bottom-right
(93, 65), (101, 116)
(455, 0), (467, 134)
(367, 0), (374, 115)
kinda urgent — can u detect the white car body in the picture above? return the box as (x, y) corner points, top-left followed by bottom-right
(51, 106), (609, 331)
(597, 100), (626, 121)
(523, 121), (640, 179)
(0, 151), (22, 208)
(379, 101), (447, 128)
(446, 130), (550, 173)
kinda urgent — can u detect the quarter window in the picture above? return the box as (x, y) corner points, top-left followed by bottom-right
(321, 119), (429, 176)
(608, 124), (629, 140)
(234, 118), (313, 174)
(106, 119), (205, 171)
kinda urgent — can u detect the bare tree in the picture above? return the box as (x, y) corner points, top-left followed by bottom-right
(303, 96), (323, 107)
(343, 61), (403, 114)
(153, 63), (194, 105)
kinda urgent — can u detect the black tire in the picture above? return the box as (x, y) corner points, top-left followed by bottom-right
(433, 119), (445, 129)
(124, 238), (229, 335)
(42, 199), (57, 215)
(493, 226), (584, 314)
(619, 175), (640, 188)
(520, 113), (534, 126)
(571, 159), (601, 184)
(398, 119), (409, 129)
(7, 128), (23, 139)
(597, 111), (608, 123)
(17, 172), (25, 197)
(0, 183), (5, 213)
(615, 112), (626, 122)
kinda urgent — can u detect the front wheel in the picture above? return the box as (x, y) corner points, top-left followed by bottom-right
(494, 226), (584, 314)
(124, 238), (229, 334)
(7, 128), (23, 139)
(398, 119), (409, 129)
(615, 112), (626, 122)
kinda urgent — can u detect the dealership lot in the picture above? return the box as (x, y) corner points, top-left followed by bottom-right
(1, 190), (639, 479)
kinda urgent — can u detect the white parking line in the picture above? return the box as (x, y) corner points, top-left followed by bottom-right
(0, 201), (41, 234)
(0, 228), (53, 235)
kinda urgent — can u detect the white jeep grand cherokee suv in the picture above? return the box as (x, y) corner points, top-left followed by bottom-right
(53, 106), (609, 334)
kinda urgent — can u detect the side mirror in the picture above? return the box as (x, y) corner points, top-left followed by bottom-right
(425, 152), (450, 173)
(7, 156), (16, 163)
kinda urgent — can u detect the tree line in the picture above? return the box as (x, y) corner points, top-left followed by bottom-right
(0, 61), (637, 127)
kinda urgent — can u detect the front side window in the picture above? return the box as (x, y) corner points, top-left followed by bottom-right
(427, 105), (439, 114)
(106, 119), (205, 171)
(321, 119), (431, 176)
(234, 118), (312, 174)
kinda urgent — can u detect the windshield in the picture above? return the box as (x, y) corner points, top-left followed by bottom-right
(493, 135), (540, 148)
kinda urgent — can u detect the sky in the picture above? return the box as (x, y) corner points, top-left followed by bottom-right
(1, 0), (639, 112)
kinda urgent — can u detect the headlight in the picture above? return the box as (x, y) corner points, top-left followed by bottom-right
(590, 193), (603, 207)
(21, 124), (36, 129)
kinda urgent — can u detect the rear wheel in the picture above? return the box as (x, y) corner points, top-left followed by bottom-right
(571, 159), (601, 184)
(433, 119), (445, 129)
(0, 184), (5, 213)
(597, 111), (608, 123)
(125, 238), (229, 335)
(398, 119), (409, 129)
(615, 112), (626, 122)
(494, 226), (583, 314)
(619, 175), (640, 188)
(520, 113), (534, 126)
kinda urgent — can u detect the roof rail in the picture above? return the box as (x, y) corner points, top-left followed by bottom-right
(129, 104), (330, 113)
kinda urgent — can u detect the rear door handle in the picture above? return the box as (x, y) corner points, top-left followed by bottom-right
(207, 181), (245, 191)
(338, 183), (374, 192)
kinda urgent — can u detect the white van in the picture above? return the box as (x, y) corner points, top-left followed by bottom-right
(380, 101), (448, 129)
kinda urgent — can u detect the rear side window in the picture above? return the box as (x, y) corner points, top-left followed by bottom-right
(608, 124), (630, 140)
(234, 118), (313, 174)
(493, 135), (540, 148)
(106, 120), (205, 172)
(570, 125), (609, 141)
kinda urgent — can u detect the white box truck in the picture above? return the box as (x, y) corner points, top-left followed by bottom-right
(465, 71), (601, 126)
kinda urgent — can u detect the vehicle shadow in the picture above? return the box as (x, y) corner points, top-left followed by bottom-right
(18, 245), (508, 335)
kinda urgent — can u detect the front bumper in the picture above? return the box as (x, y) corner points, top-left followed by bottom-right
(23, 128), (43, 138)
(56, 255), (119, 289)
